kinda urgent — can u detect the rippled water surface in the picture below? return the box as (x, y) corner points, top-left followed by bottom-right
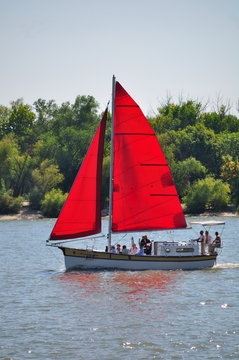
(0, 217), (239, 360)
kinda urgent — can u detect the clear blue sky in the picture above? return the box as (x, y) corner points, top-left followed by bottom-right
(0, 0), (238, 115)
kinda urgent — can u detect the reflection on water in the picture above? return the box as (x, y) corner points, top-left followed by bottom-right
(111, 271), (182, 295)
(56, 270), (184, 302)
(56, 272), (103, 297)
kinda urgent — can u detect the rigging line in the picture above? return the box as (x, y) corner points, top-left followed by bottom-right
(46, 234), (105, 246)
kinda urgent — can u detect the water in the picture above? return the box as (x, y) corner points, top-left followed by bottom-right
(0, 217), (239, 360)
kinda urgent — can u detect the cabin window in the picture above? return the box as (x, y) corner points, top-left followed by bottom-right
(176, 248), (194, 253)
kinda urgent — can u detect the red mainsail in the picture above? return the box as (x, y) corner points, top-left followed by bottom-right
(112, 82), (186, 232)
(49, 109), (107, 240)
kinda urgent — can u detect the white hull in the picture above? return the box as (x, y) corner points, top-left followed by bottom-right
(60, 247), (217, 271)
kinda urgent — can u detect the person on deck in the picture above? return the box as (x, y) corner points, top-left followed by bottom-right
(116, 244), (121, 254)
(136, 245), (145, 256)
(197, 230), (206, 255)
(110, 245), (116, 253)
(122, 245), (129, 255)
(130, 243), (138, 255)
(140, 235), (152, 255)
(209, 232), (221, 254)
(205, 231), (212, 255)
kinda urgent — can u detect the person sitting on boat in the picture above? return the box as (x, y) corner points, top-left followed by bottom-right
(110, 245), (116, 253)
(205, 231), (212, 255)
(122, 245), (129, 255)
(136, 245), (145, 256)
(209, 232), (221, 254)
(196, 230), (206, 255)
(130, 243), (138, 255)
(116, 244), (121, 254)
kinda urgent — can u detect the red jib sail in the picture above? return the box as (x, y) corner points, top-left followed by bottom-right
(49, 109), (107, 240)
(112, 82), (186, 232)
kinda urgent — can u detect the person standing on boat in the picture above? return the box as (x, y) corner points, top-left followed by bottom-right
(197, 230), (206, 255)
(205, 231), (212, 255)
(140, 235), (152, 254)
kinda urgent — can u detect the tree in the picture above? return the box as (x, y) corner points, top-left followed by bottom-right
(0, 136), (19, 190)
(0, 135), (32, 195)
(202, 112), (239, 133)
(41, 188), (67, 217)
(30, 160), (64, 209)
(171, 157), (207, 198)
(0, 105), (11, 138)
(33, 98), (58, 136)
(32, 159), (64, 195)
(3, 100), (36, 151)
(0, 186), (23, 214)
(183, 177), (230, 213)
(152, 100), (202, 133)
(221, 155), (239, 205)
(8, 101), (35, 135)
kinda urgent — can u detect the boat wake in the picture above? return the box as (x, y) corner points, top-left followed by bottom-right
(213, 263), (239, 269)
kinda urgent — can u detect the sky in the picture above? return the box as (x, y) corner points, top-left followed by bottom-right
(0, 0), (238, 116)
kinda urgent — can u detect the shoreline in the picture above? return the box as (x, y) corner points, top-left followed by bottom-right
(0, 207), (237, 221)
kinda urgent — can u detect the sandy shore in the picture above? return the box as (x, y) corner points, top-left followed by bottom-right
(0, 206), (237, 221)
(0, 210), (44, 220)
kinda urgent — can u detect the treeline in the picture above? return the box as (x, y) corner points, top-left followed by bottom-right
(0, 95), (239, 216)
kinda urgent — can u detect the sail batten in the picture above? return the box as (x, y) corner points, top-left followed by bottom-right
(49, 109), (107, 241)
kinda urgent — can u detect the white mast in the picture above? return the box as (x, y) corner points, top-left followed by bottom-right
(108, 75), (116, 251)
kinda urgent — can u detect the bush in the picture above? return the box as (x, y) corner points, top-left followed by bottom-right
(29, 186), (43, 210)
(0, 189), (23, 214)
(183, 177), (230, 214)
(41, 188), (68, 217)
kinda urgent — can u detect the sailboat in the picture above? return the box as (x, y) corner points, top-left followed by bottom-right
(47, 76), (223, 271)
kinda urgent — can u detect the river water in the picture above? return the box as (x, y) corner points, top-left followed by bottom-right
(0, 216), (239, 360)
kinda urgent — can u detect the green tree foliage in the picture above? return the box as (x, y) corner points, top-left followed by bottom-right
(33, 99), (58, 136)
(31, 159), (64, 194)
(0, 105), (11, 138)
(0, 136), (19, 189)
(0, 185), (23, 214)
(171, 157), (207, 198)
(4, 100), (36, 150)
(202, 112), (239, 133)
(41, 188), (68, 217)
(0, 93), (239, 215)
(150, 100), (202, 133)
(183, 177), (230, 214)
(221, 155), (239, 205)
(0, 136), (31, 196)
(30, 160), (64, 209)
(159, 123), (218, 174)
